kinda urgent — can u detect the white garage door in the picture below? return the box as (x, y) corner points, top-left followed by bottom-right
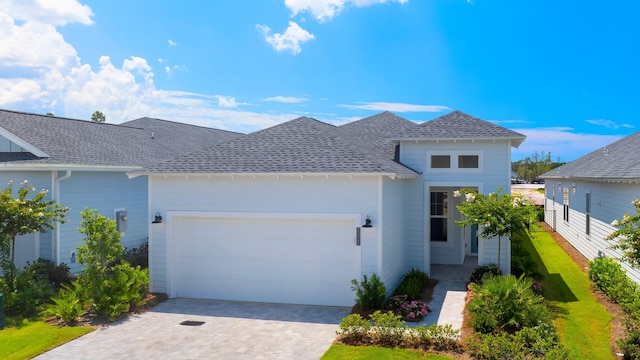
(171, 215), (360, 307)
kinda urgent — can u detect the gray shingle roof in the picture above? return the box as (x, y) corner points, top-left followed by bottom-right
(0, 109), (243, 168)
(138, 115), (418, 177)
(540, 132), (640, 180)
(398, 110), (526, 147)
(336, 111), (418, 158)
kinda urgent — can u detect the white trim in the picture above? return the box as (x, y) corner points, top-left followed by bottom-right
(133, 172), (418, 180)
(165, 211), (362, 299)
(0, 164), (140, 172)
(0, 126), (49, 157)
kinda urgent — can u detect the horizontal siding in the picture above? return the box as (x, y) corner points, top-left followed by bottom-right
(59, 172), (148, 273)
(380, 176), (407, 294)
(545, 180), (640, 284)
(399, 140), (512, 271)
(149, 176), (381, 295)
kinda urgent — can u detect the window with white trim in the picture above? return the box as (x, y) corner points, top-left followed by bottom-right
(430, 191), (448, 242)
(427, 151), (482, 172)
(563, 188), (570, 222)
(431, 155), (451, 168)
(585, 192), (591, 235)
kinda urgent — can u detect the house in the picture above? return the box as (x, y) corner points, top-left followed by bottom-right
(0, 109), (242, 273)
(540, 132), (640, 284)
(131, 110), (526, 307)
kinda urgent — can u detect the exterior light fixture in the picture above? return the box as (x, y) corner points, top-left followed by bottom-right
(362, 216), (372, 228)
(152, 212), (163, 224)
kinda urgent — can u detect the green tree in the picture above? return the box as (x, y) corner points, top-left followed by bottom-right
(91, 110), (106, 122)
(76, 207), (124, 274)
(0, 180), (68, 286)
(607, 198), (640, 267)
(454, 187), (534, 271)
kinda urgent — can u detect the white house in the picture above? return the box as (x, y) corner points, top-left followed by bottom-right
(541, 132), (640, 284)
(132, 110), (526, 307)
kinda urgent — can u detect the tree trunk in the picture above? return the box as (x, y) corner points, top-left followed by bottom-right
(497, 235), (501, 273)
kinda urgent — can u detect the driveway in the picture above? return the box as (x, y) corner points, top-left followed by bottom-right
(35, 298), (350, 360)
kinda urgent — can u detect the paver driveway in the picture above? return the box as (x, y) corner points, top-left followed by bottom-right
(35, 298), (350, 360)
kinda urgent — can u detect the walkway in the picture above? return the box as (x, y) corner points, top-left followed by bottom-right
(411, 256), (475, 331)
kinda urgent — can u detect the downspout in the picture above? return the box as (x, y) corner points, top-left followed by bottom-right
(52, 170), (72, 265)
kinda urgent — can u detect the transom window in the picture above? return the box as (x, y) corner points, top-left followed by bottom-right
(458, 155), (479, 168)
(431, 155), (451, 168)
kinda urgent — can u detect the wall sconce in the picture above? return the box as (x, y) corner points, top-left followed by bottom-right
(362, 216), (372, 228)
(152, 212), (163, 224)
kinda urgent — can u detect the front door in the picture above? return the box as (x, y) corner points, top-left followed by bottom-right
(470, 224), (478, 254)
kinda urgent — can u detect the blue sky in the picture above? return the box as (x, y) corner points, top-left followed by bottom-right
(0, 1), (638, 161)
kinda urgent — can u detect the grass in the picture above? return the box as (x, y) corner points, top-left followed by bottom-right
(0, 320), (93, 360)
(525, 226), (614, 359)
(321, 344), (455, 359)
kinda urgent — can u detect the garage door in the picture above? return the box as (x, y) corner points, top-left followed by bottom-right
(171, 215), (360, 306)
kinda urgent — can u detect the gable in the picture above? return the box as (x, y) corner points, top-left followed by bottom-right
(0, 126), (48, 157)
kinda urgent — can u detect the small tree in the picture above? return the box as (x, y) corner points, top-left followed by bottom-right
(91, 110), (106, 123)
(454, 187), (533, 271)
(0, 180), (68, 286)
(607, 198), (640, 267)
(76, 207), (124, 275)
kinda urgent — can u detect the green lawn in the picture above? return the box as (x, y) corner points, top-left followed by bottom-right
(526, 227), (614, 359)
(0, 320), (93, 360)
(322, 344), (455, 359)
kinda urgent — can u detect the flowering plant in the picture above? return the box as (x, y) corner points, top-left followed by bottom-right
(607, 198), (640, 267)
(385, 294), (430, 321)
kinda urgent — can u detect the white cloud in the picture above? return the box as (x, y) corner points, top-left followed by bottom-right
(263, 96), (308, 103)
(215, 95), (237, 108)
(585, 119), (634, 130)
(340, 102), (451, 112)
(512, 127), (624, 162)
(257, 21), (314, 55)
(168, 39), (177, 46)
(0, 0), (93, 26)
(284, 0), (407, 22)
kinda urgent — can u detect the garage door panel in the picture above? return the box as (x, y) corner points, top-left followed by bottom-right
(172, 216), (359, 306)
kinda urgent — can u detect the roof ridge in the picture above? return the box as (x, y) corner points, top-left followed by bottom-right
(122, 117), (244, 135)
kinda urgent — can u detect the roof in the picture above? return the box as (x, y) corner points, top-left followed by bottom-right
(336, 111), (418, 158)
(397, 110), (526, 147)
(136, 115), (419, 178)
(540, 132), (640, 181)
(0, 109), (243, 169)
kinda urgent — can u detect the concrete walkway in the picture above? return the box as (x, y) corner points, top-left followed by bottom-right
(410, 256), (475, 331)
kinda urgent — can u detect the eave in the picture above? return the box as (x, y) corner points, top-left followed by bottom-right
(128, 171), (418, 180)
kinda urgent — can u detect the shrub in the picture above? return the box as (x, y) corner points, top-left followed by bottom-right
(43, 282), (87, 324)
(511, 243), (539, 278)
(351, 274), (386, 311)
(24, 258), (73, 290)
(469, 263), (502, 284)
(589, 257), (640, 312)
(618, 316), (640, 360)
(413, 324), (461, 352)
(393, 268), (429, 300)
(369, 310), (407, 347)
(1, 267), (54, 318)
(467, 325), (573, 360)
(336, 313), (372, 345)
(87, 263), (148, 320)
(468, 275), (551, 333)
(385, 294), (429, 321)
(122, 241), (148, 269)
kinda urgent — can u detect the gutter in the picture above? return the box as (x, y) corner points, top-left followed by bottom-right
(52, 170), (72, 265)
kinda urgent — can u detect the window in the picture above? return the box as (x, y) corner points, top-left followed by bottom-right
(586, 192), (591, 235)
(431, 155), (450, 168)
(430, 191), (448, 242)
(458, 155), (479, 168)
(563, 188), (570, 222)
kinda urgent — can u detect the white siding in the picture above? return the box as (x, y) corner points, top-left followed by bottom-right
(149, 175), (381, 294)
(400, 139), (512, 270)
(379, 176), (408, 294)
(545, 180), (640, 284)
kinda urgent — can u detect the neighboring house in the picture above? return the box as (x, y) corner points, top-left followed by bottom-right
(540, 132), (640, 284)
(131, 110), (525, 307)
(0, 109), (242, 273)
